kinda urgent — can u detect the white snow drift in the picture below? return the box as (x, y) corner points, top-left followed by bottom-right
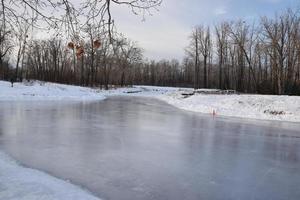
(0, 152), (100, 200)
(158, 90), (300, 122)
(0, 81), (105, 101)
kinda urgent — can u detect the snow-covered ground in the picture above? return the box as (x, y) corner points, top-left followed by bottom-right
(158, 90), (300, 122)
(0, 81), (173, 101)
(0, 81), (105, 101)
(0, 151), (100, 200)
(1, 80), (300, 122)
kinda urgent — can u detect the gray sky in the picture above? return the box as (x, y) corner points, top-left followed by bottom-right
(39, 0), (296, 61)
(109, 0), (299, 61)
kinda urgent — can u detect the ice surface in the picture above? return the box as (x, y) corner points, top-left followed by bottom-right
(1, 97), (299, 200)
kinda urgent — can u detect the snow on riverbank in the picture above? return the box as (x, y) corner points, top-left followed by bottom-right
(1, 80), (300, 122)
(0, 80), (177, 101)
(0, 81), (105, 101)
(0, 81), (174, 101)
(0, 152), (100, 200)
(157, 90), (300, 122)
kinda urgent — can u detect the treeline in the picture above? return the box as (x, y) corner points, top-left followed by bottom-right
(1, 8), (300, 95)
(183, 9), (300, 95)
(0, 31), (143, 90)
(140, 9), (300, 95)
(23, 35), (143, 90)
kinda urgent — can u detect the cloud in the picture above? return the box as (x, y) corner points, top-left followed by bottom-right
(260, 0), (282, 3)
(111, 0), (233, 60)
(214, 7), (228, 16)
(111, 0), (190, 61)
(66, 0), (300, 60)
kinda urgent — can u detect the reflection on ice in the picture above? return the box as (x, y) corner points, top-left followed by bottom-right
(0, 97), (300, 200)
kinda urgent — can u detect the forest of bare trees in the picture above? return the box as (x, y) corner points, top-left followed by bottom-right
(0, 0), (159, 89)
(140, 9), (300, 95)
(0, 1), (300, 95)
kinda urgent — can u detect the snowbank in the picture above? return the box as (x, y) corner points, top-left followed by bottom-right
(0, 81), (105, 101)
(0, 152), (100, 200)
(0, 81), (177, 100)
(105, 85), (179, 97)
(157, 90), (300, 122)
(0, 81), (175, 101)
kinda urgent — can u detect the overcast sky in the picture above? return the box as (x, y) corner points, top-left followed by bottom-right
(109, 0), (299, 61)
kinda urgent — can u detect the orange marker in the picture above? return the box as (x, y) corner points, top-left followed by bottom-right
(213, 109), (216, 116)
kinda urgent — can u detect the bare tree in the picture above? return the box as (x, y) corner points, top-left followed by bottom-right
(215, 22), (229, 89)
(187, 27), (200, 89)
(198, 25), (212, 88)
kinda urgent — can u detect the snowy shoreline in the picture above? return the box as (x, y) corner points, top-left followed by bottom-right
(0, 151), (100, 200)
(1, 80), (300, 122)
(157, 91), (300, 123)
(0, 81), (106, 101)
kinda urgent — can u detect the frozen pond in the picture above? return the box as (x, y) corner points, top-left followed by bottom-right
(0, 96), (300, 200)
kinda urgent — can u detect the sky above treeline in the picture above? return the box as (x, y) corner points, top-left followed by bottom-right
(108, 0), (299, 61)
(37, 0), (297, 61)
